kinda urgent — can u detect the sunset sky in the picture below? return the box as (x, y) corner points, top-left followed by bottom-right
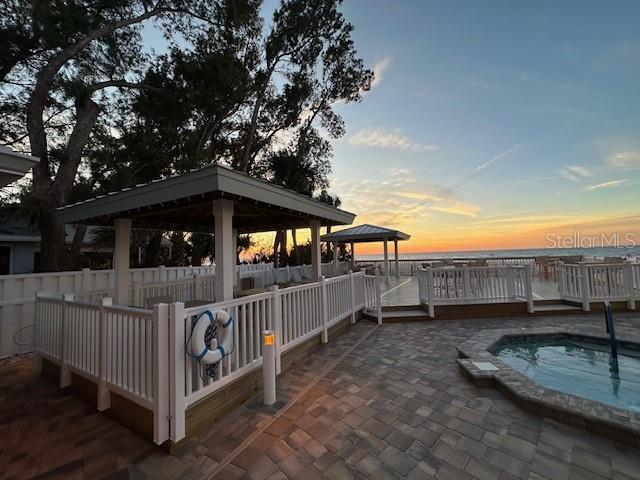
(318, 0), (640, 254)
(144, 1), (640, 256)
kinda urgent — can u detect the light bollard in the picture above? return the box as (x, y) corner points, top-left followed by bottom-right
(262, 330), (276, 405)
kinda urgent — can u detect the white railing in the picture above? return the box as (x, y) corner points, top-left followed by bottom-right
(355, 257), (537, 277)
(558, 262), (638, 311)
(34, 293), (169, 443)
(364, 274), (382, 324)
(130, 275), (216, 307)
(168, 271), (365, 441)
(0, 264), (216, 358)
(418, 265), (534, 317)
(33, 270), (367, 445)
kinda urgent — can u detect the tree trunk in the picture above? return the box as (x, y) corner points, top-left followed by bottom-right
(37, 206), (67, 272)
(272, 230), (281, 267)
(279, 230), (287, 265)
(238, 64), (277, 172)
(143, 232), (164, 267)
(292, 228), (301, 265)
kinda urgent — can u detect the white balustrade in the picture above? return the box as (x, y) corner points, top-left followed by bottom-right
(558, 262), (638, 311)
(418, 265), (535, 317)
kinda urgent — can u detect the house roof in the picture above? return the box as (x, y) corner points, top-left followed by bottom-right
(321, 224), (410, 243)
(0, 146), (39, 187)
(56, 164), (355, 234)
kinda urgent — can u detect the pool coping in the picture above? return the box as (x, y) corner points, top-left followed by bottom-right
(457, 325), (640, 449)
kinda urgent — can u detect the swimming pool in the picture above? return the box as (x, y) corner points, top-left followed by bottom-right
(492, 335), (640, 413)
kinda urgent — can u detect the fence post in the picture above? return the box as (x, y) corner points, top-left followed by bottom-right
(82, 267), (92, 292)
(168, 302), (186, 442)
(97, 297), (112, 410)
(32, 292), (44, 373)
(558, 262), (566, 299)
(320, 276), (329, 343)
(153, 303), (170, 444)
(426, 267), (435, 317)
(579, 263), (590, 312)
(462, 265), (471, 298)
(131, 282), (141, 308)
(159, 265), (167, 282)
(524, 265), (534, 313)
(194, 275), (203, 300)
(623, 263), (636, 310)
(374, 270), (383, 325)
(506, 266), (516, 299)
(270, 285), (282, 374)
(59, 293), (74, 388)
(349, 270), (356, 324)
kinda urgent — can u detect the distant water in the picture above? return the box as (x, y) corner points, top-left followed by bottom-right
(356, 246), (640, 261)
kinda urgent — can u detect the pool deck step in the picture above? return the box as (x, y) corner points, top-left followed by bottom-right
(363, 308), (431, 322)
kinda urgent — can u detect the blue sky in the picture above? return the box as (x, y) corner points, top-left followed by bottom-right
(324, 1), (640, 251)
(144, 1), (640, 252)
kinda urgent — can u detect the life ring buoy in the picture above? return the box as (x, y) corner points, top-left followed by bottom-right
(191, 310), (233, 364)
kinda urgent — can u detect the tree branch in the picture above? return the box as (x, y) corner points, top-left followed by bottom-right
(88, 79), (163, 93)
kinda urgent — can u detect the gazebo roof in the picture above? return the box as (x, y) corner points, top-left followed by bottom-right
(321, 224), (410, 243)
(56, 165), (355, 234)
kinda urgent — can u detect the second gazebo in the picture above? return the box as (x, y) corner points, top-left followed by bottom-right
(322, 224), (410, 282)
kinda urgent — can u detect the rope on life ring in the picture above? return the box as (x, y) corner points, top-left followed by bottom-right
(186, 310), (234, 379)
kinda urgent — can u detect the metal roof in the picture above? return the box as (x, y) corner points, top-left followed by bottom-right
(321, 224), (410, 243)
(55, 164), (355, 234)
(0, 146), (39, 187)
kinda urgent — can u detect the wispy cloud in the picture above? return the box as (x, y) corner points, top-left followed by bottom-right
(348, 128), (438, 152)
(395, 191), (444, 202)
(333, 168), (480, 227)
(371, 57), (392, 88)
(607, 151), (640, 170)
(565, 164), (593, 177)
(557, 164), (591, 183)
(470, 145), (520, 178)
(430, 202), (480, 218)
(585, 179), (628, 191)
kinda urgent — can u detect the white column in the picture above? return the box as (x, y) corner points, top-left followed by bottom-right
(310, 220), (321, 281)
(383, 239), (390, 283)
(350, 242), (355, 264)
(214, 199), (234, 301)
(114, 218), (131, 305)
(232, 228), (238, 289)
(333, 242), (340, 275)
(393, 239), (399, 278)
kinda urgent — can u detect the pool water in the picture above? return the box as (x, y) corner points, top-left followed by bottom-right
(493, 336), (640, 413)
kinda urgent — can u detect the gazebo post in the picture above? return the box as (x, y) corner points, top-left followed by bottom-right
(310, 220), (322, 280)
(213, 199), (234, 301)
(394, 239), (400, 278)
(113, 218), (131, 305)
(383, 238), (390, 283)
(333, 241), (340, 274)
(350, 242), (355, 267)
(232, 228), (238, 289)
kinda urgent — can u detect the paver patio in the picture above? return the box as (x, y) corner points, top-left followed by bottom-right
(2, 313), (640, 479)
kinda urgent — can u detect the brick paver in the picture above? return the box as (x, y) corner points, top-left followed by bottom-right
(2, 313), (640, 479)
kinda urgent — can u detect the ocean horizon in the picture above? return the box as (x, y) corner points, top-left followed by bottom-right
(355, 246), (640, 261)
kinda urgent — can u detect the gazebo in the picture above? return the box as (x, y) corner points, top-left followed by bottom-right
(321, 224), (410, 282)
(56, 165), (356, 305)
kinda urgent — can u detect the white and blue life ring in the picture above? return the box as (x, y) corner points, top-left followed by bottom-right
(191, 310), (234, 365)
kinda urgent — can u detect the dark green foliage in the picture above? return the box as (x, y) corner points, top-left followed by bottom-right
(1, 0), (371, 270)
